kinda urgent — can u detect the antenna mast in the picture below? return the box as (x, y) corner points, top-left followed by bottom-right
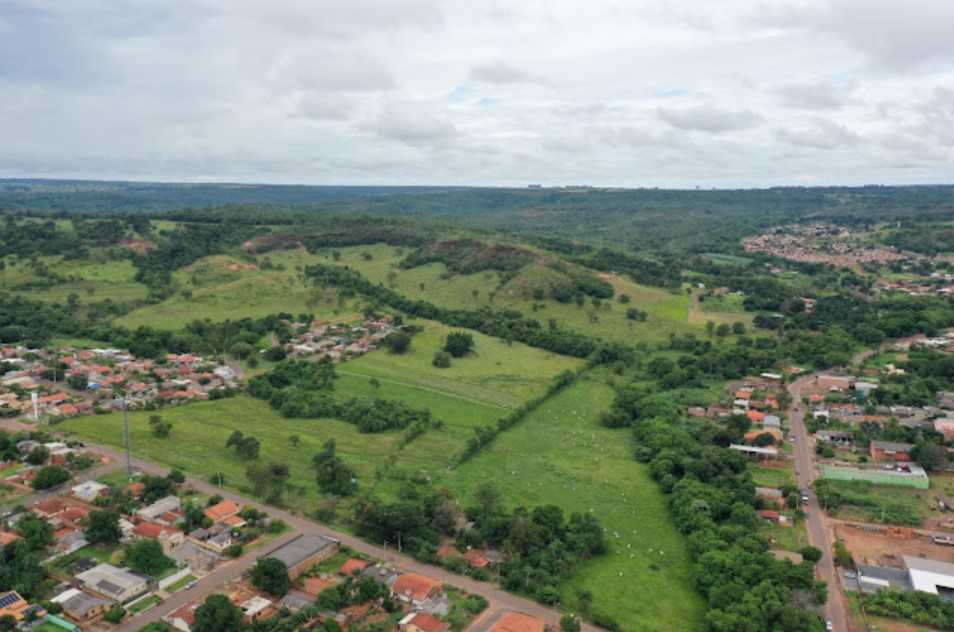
(122, 396), (133, 477)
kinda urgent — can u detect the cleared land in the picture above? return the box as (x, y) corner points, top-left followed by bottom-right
(438, 376), (704, 632)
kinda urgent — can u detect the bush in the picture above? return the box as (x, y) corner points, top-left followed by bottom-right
(432, 351), (451, 368)
(103, 605), (126, 623)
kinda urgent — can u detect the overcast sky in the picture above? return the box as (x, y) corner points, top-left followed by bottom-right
(2, 0), (954, 188)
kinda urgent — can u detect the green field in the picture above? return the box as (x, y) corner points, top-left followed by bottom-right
(313, 244), (700, 344)
(438, 377), (704, 632)
(1, 254), (148, 304)
(116, 253), (358, 328)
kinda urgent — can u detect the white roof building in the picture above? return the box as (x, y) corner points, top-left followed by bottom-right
(905, 556), (954, 596)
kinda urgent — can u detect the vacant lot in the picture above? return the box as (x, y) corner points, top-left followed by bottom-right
(438, 376), (704, 632)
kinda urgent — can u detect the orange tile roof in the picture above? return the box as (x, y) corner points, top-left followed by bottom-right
(223, 515), (246, 527)
(392, 573), (442, 603)
(490, 612), (547, 632)
(300, 577), (335, 597)
(124, 482), (146, 495)
(0, 531), (22, 545)
(406, 612), (449, 632)
(747, 410), (765, 422)
(133, 521), (177, 540)
(462, 549), (489, 567)
(204, 500), (241, 522)
(339, 558), (371, 575)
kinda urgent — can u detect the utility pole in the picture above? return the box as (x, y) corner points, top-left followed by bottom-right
(122, 395), (133, 477)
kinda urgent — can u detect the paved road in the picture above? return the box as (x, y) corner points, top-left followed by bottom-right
(788, 375), (850, 631)
(83, 443), (599, 632)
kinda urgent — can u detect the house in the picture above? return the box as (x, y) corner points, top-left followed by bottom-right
(53, 588), (111, 621)
(857, 564), (912, 594)
(361, 565), (400, 587)
(240, 595), (276, 622)
(71, 481), (109, 502)
(870, 440), (915, 462)
(266, 534), (340, 580)
(0, 530), (21, 548)
(204, 500), (241, 523)
(133, 521), (184, 554)
(763, 415), (781, 429)
(139, 496), (181, 522)
(758, 510), (782, 523)
(904, 555), (954, 596)
(339, 558), (371, 576)
(490, 612), (548, 632)
(300, 577), (335, 597)
(391, 573), (443, 605)
(124, 481), (146, 497)
(746, 410), (765, 423)
(33, 498), (68, 519)
(400, 612), (450, 632)
(74, 563), (150, 602)
(0, 591), (44, 622)
(165, 600), (201, 632)
(935, 418), (954, 441)
(461, 548), (491, 567)
(755, 487), (785, 507)
(279, 591), (315, 613)
(815, 430), (853, 444)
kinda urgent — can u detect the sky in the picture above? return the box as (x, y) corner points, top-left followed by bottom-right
(2, 0), (954, 188)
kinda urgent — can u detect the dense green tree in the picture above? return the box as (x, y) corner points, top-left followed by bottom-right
(443, 330), (474, 357)
(313, 440), (356, 496)
(32, 465), (69, 490)
(250, 557), (291, 597)
(85, 510), (123, 545)
(383, 331), (411, 354)
(192, 594), (245, 632)
(15, 515), (53, 551)
(246, 461), (290, 501)
(26, 445), (50, 465)
(126, 539), (174, 575)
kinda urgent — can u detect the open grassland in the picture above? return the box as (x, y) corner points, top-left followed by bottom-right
(320, 244), (701, 344)
(437, 377), (704, 632)
(116, 253), (359, 328)
(59, 396), (399, 512)
(341, 321), (581, 409)
(1, 255), (148, 303)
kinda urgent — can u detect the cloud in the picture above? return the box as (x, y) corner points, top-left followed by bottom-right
(376, 103), (457, 144)
(283, 50), (395, 93)
(658, 105), (762, 133)
(468, 61), (548, 86)
(751, 0), (954, 70)
(775, 117), (861, 150)
(775, 81), (850, 110)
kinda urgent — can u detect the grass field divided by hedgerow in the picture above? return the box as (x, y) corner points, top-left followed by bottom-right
(437, 376), (705, 632)
(340, 321), (581, 410)
(59, 396), (399, 512)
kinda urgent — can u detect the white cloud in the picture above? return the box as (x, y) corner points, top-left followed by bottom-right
(0, 0), (953, 186)
(658, 105), (762, 134)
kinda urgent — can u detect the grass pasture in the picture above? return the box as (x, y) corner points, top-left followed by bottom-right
(116, 252), (362, 328)
(437, 377), (704, 632)
(1, 255), (148, 304)
(59, 396), (400, 513)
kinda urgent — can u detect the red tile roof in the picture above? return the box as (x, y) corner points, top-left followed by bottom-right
(339, 558), (371, 575)
(406, 612), (449, 632)
(490, 612), (547, 632)
(204, 500), (241, 522)
(392, 573), (442, 603)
